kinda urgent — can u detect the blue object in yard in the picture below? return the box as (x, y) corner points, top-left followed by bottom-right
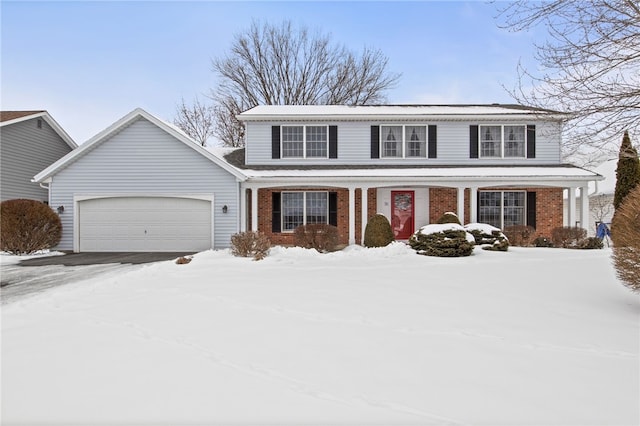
(596, 222), (611, 239)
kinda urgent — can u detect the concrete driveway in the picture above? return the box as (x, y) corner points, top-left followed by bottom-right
(1, 252), (193, 304)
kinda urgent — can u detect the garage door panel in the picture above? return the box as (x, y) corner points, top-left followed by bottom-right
(78, 197), (212, 252)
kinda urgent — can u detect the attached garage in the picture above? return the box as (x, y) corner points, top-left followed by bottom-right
(77, 196), (213, 252)
(33, 109), (247, 252)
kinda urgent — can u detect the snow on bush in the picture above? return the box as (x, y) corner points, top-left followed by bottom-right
(464, 223), (509, 252)
(409, 223), (475, 257)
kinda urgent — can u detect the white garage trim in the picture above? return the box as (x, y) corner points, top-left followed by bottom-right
(73, 194), (214, 252)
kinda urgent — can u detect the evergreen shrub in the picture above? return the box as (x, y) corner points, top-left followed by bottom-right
(409, 224), (474, 257)
(0, 199), (62, 255)
(576, 237), (604, 250)
(532, 236), (554, 247)
(230, 231), (271, 260)
(294, 223), (339, 252)
(436, 211), (462, 225)
(551, 226), (587, 248)
(363, 214), (395, 248)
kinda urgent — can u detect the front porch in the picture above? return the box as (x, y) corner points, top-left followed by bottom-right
(240, 181), (591, 245)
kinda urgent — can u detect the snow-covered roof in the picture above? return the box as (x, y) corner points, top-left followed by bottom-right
(238, 104), (565, 121)
(238, 165), (601, 184)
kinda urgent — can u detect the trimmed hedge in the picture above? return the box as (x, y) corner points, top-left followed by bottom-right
(409, 224), (474, 257)
(364, 214), (395, 248)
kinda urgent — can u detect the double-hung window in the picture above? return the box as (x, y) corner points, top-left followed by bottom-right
(480, 125), (526, 158)
(479, 191), (526, 229)
(282, 125), (328, 158)
(281, 192), (328, 231)
(381, 125), (427, 158)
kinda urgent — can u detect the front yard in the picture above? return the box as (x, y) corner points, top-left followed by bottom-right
(2, 244), (638, 425)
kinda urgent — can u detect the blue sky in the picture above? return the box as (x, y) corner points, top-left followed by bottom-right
(1, 1), (542, 144)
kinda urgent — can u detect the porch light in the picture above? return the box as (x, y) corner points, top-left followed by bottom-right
(57, 205), (64, 214)
(222, 205), (228, 214)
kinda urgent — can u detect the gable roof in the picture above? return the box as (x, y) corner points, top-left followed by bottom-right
(33, 108), (246, 183)
(0, 110), (77, 149)
(237, 104), (565, 122)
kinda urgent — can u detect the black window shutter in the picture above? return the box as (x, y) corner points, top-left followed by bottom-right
(329, 125), (338, 159)
(428, 125), (437, 158)
(371, 126), (380, 159)
(527, 191), (537, 229)
(470, 125), (479, 158)
(527, 125), (536, 158)
(272, 192), (281, 233)
(271, 126), (281, 159)
(329, 192), (338, 227)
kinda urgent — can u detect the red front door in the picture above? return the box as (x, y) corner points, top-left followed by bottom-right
(391, 191), (415, 240)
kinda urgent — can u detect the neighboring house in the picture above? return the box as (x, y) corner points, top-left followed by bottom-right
(234, 105), (602, 246)
(34, 105), (603, 252)
(1, 111), (77, 202)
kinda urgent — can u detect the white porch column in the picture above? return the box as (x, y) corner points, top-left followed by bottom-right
(361, 187), (368, 245)
(239, 186), (247, 232)
(251, 186), (259, 232)
(580, 184), (590, 232)
(348, 187), (356, 245)
(469, 187), (478, 223)
(457, 187), (465, 223)
(568, 187), (577, 227)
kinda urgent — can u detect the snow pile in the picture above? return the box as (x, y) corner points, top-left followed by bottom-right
(2, 246), (638, 425)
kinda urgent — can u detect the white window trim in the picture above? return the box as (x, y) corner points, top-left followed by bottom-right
(479, 124), (527, 159)
(281, 191), (329, 232)
(380, 125), (429, 159)
(478, 190), (527, 229)
(281, 125), (329, 159)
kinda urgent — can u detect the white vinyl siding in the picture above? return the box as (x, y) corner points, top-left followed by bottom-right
(244, 121), (561, 166)
(49, 118), (239, 251)
(1, 118), (74, 202)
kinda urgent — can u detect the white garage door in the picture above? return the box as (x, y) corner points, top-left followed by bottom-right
(78, 197), (212, 252)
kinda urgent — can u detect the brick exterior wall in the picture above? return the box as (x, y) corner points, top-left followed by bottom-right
(256, 186), (563, 246)
(258, 188), (350, 246)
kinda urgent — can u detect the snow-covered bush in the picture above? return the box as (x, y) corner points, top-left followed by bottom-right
(364, 214), (395, 248)
(294, 223), (339, 252)
(230, 231), (271, 260)
(551, 226), (587, 248)
(436, 211), (462, 225)
(503, 225), (535, 247)
(533, 236), (554, 247)
(0, 199), (62, 255)
(409, 223), (475, 257)
(464, 223), (509, 252)
(576, 237), (604, 250)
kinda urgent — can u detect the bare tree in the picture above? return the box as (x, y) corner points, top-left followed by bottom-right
(496, 0), (640, 163)
(211, 20), (400, 147)
(174, 97), (216, 146)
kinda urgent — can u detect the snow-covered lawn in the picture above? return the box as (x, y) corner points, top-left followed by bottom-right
(2, 244), (638, 425)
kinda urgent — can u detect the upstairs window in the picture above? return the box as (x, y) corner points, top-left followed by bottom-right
(281, 125), (328, 158)
(480, 125), (526, 158)
(381, 125), (428, 158)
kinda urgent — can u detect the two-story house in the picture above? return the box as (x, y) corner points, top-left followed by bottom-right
(234, 105), (601, 246)
(33, 106), (601, 252)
